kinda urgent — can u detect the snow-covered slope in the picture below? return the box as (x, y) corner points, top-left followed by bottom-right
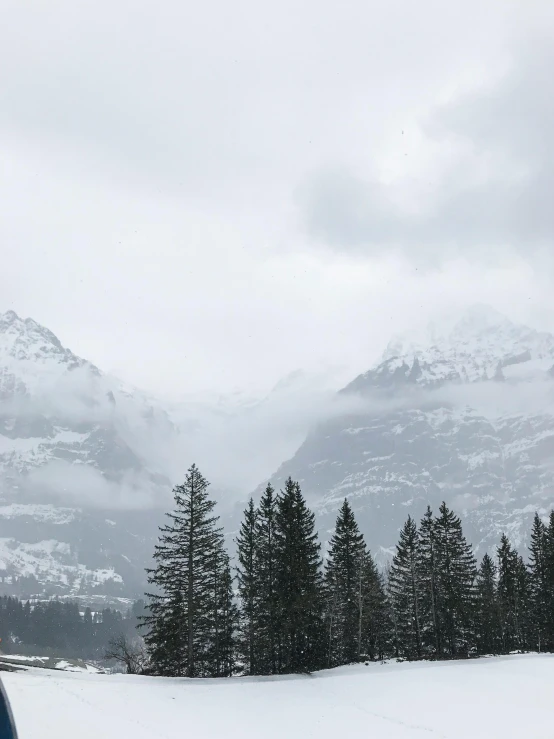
(0, 310), (180, 597)
(0, 310), (343, 596)
(4, 304), (554, 593)
(265, 305), (554, 558)
(347, 304), (554, 392)
(4, 654), (554, 739)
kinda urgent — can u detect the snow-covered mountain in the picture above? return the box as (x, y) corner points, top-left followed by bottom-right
(0, 309), (183, 599)
(4, 303), (554, 596)
(263, 305), (554, 559)
(0, 310), (348, 598)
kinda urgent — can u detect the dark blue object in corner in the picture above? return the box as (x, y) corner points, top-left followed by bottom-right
(0, 677), (18, 739)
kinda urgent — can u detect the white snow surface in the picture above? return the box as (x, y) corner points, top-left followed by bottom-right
(0, 537), (123, 587)
(381, 303), (554, 384)
(3, 654), (554, 739)
(0, 503), (76, 525)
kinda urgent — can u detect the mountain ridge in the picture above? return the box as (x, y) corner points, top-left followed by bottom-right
(0, 309), (180, 600)
(260, 305), (554, 560)
(3, 305), (554, 598)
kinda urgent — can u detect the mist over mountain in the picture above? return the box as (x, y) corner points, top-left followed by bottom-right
(0, 309), (185, 598)
(2, 304), (554, 598)
(0, 310), (348, 598)
(261, 304), (554, 560)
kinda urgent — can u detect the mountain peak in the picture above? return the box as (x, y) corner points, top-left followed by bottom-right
(383, 304), (553, 364)
(449, 304), (518, 344)
(0, 308), (72, 359)
(349, 305), (554, 393)
(0, 309), (97, 397)
(1, 310), (21, 323)
(452, 303), (511, 332)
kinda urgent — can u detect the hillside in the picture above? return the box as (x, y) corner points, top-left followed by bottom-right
(4, 303), (554, 595)
(3, 654), (554, 738)
(0, 310), (179, 597)
(264, 305), (554, 558)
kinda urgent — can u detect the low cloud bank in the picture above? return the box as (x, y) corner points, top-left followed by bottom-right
(3, 359), (554, 512)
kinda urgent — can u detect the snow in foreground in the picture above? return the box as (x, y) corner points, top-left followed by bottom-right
(3, 653), (554, 739)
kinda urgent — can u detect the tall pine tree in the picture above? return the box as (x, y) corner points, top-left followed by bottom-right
(255, 484), (280, 674)
(432, 502), (477, 657)
(475, 553), (501, 655)
(275, 478), (324, 673)
(418, 506), (441, 657)
(142, 464), (233, 677)
(389, 516), (423, 659)
(528, 513), (550, 651)
(324, 499), (365, 666)
(207, 550), (238, 677)
(358, 551), (392, 661)
(236, 498), (260, 674)
(497, 534), (530, 653)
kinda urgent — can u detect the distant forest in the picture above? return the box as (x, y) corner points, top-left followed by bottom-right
(0, 596), (147, 660)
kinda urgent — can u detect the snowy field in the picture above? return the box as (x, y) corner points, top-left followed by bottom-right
(3, 654), (554, 739)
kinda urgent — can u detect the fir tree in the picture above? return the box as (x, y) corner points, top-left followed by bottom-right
(255, 484), (280, 674)
(324, 499), (365, 666)
(418, 506), (441, 657)
(275, 478), (324, 673)
(497, 534), (531, 653)
(388, 516), (423, 659)
(515, 553), (532, 650)
(207, 550), (238, 677)
(142, 464), (229, 677)
(358, 551), (393, 661)
(236, 498), (260, 674)
(543, 511), (554, 649)
(384, 562), (400, 659)
(433, 502), (477, 657)
(528, 513), (550, 651)
(475, 553), (501, 654)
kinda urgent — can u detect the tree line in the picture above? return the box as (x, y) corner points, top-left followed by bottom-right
(141, 464), (554, 677)
(0, 596), (147, 659)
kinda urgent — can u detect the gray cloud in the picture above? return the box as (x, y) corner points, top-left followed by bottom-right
(176, 359), (554, 499)
(2, 0), (554, 404)
(1, 0), (514, 197)
(299, 35), (554, 263)
(23, 461), (161, 511)
(4, 305), (554, 513)
(168, 369), (362, 494)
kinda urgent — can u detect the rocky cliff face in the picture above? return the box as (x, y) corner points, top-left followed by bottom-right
(264, 306), (554, 559)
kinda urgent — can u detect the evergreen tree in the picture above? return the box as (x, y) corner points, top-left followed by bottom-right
(418, 506), (441, 657)
(142, 464), (229, 677)
(324, 499), (365, 666)
(543, 511), (554, 649)
(358, 551), (392, 661)
(528, 513), (550, 651)
(384, 562), (400, 659)
(141, 573), (185, 675)
(236, 498), (260, 674)
(515, 553), (532, 650)
(475, 553), (501, 654)
(388, 516), (423, 659)
(497, 534), (531, 653)
(255, 484), (280, 674)
(274, 478), (324, 673)
(433, 502), (477, 657)
(207, 550), (238, 677)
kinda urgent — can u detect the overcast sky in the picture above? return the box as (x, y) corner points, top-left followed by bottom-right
(2, 0), (554, 398)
